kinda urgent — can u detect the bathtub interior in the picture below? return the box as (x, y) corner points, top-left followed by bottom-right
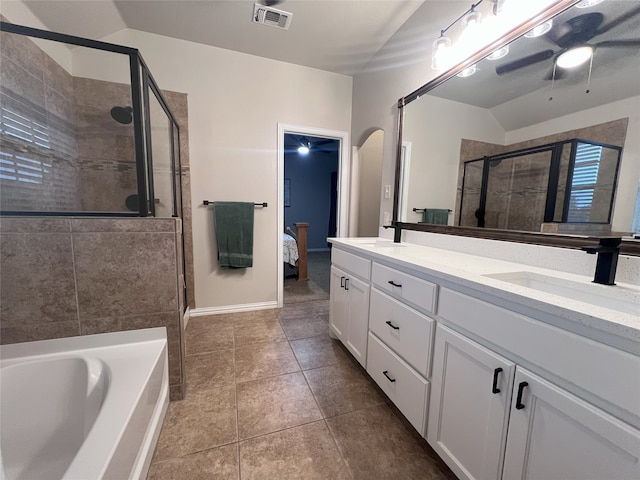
(0, 327), (168, 480)
(1, 357), (107, 480)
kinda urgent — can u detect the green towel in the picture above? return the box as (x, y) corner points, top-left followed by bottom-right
(422, 209), (449, 225)
(214, 202), (254, 268)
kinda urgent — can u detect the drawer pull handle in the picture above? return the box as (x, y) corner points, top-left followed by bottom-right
(383, 370), (396, 383)
(515, 382), (529, 410)
(388, 280), (402, 288)
(340, 276), (345, 288)
(344, 278), (349, 291)
(492, 367), (503, 394)
(385, 320), (400, 330)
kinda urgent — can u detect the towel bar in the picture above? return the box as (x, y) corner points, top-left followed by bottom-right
(203, 201), (268, 207)
(413, 208), (451, 213)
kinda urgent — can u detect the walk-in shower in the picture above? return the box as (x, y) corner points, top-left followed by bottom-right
(0, 22), (182, 219)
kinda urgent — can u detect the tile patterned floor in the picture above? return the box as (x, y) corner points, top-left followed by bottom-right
(147, 299), (456, 480)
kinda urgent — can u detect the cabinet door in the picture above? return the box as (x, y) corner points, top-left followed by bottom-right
(329, 266), (348, 341)
(503, 368), (640, 480)
(428, 324), (515, 480)
(344, 274), (370, 367)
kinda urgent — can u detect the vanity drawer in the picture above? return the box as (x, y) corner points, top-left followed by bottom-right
(367, 332), (429, 436)
(332, 248), (371, 281)
(369, 288), (434, 378)
(438, 288), (640, 422)
(371, 263), (437, 314)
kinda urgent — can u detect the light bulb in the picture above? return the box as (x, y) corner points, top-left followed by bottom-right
(575, 0), (605, 8)
(457, 65), (477, 78)
(431, 36), (452, 70)
(556, 46), (593, 68)
(487, 45), (509, 60)
(524, 19), (553, 38)
(297, 143), (310, 155)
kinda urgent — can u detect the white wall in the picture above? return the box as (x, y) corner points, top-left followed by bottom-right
(505, 96), (640, 233)
(402, 96), (505, 223)
(0, 0), (72, 71)
(356, 129), (384, 236)
(73, 29), (352, 310)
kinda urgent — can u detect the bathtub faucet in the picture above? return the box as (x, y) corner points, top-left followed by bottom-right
(581, 237), (621, 286)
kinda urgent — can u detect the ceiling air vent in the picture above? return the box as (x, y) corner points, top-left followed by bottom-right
(252, 3), (293, 30)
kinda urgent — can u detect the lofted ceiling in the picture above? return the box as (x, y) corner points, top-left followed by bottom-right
(20, 0), (426, 75)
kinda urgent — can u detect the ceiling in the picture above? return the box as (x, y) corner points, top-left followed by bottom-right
(284, 134), (340, 154)
(426, 1), (640, 129)
(20, 0), (426, 75)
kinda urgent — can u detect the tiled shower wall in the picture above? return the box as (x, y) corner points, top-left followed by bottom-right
(1, 23), (195, 310)
(0, 216), (187, 400)
(455, 118), (628, 232)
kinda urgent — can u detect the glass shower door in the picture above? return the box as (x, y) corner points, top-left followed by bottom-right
(484, 151), (552, 231)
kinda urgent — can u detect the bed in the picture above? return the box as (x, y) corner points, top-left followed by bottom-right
(283, 222), (309, 281)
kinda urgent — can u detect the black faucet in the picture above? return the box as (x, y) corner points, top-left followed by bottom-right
(581, 237), (622, 285)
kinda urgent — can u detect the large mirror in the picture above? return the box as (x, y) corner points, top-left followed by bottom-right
(396, 0), (640, 250)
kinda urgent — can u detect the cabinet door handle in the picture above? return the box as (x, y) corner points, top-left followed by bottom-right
(388, 280), (402, 288)
(340, 276), (345, 288)
(492, 367), (503, 394)
(383, 370), (396, 383)
(344, 278), (349, 290)
(515, 381), (529, 410)
(385, 320), (400, 330)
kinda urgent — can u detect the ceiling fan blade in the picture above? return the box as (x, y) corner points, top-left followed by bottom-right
(596, 4), (640, 35)
(495, 50), (555, 75)
(594, 39), (640, 48)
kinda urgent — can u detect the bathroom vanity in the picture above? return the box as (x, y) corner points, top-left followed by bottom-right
(328, 237), (640, 480)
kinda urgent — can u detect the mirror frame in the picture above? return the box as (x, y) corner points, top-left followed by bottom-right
(392, 0), (640, 256)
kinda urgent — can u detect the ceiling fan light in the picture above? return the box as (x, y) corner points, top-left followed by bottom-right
(524, 19), (553, 38)
(556, 46), (593, 68)
(575, 0), (605, 8)
(487, 45), (509, 60)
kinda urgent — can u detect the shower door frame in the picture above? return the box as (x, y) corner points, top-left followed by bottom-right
(0, 21), (182, 220)
(458, 138), (622, 230)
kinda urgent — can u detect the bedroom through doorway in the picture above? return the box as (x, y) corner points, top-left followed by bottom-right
(277, 124), (351, 307)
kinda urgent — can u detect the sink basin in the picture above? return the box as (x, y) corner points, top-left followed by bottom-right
(483, 271), (640, 316)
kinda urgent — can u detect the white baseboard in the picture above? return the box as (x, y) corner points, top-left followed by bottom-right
(190, 301), (279, 317)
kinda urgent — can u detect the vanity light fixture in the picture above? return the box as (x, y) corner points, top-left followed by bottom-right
(432, 34), (452, 70)
(457, 65), (478, 77)
(487, 45), (509, 60)
(575, 0), (605, 8)
(556, 45), (593, 68)
(524, 19), (553, 37)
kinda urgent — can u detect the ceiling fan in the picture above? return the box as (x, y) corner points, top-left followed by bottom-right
(495, 5), (640, 79)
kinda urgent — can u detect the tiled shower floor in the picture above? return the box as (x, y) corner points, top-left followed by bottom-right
(147, 299), (456, 479)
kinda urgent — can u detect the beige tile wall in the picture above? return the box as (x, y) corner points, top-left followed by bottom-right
(0, 216), (187, 400)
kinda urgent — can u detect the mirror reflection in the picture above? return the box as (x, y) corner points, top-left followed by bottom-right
(398, 0), (640, 236)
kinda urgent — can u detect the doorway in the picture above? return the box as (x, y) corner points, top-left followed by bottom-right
(277, 124), (350, 307)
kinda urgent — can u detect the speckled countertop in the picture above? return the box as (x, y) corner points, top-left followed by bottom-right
(329, 237), (640, 351)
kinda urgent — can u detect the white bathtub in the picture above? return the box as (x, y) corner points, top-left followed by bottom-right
(0, 327), (169, 480)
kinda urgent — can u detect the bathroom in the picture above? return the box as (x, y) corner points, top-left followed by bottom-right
(1, 0), (639, 478)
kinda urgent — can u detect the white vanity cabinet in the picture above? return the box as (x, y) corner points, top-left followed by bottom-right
(329, 249), (371, 367)
(429, 291), (640, 480)
(366, 262), (437, 435)
(503, 368), (640, 480)
(428, 324), (515, 480)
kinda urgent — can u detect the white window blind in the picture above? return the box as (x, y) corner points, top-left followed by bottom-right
(568, 143), (602, 222)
